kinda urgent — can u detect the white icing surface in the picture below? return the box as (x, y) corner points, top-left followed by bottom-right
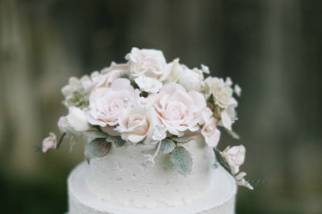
(68, 162), (236, 214)
(86, 139), (215, 208)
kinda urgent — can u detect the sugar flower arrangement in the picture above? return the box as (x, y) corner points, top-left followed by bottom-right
(42, 48), (252, 190)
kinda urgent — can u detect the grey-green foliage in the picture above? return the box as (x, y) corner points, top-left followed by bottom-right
(84, 139), (111, 162)
(160, 139), (176, 154)
(82, 129), (126, 162)
(170, 146), (193, 176)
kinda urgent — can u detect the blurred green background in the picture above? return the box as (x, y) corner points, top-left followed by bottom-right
(1, 0), (322, 213)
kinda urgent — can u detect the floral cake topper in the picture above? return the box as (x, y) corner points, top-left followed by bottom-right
(42, 48), (252, 190)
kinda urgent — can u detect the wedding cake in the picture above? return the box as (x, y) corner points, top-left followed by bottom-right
(41, 48), (253, 214)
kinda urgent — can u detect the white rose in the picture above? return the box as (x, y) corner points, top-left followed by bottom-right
(116, 107), (163, 144)
(41, 132), (57, 153)
(168, 61), (205, 91)
(205, 77), (237, 109)
(222, 145), (246, 174)
(178, 67), (204, 91)
(66, 107), (90, 132)
(234, 84), (242, 97)
(126, 47), (169, 81)
(153, 83), (206, 136)
(87, 78), (137, 127)
(220, 106), (238, 131)
(201, 118), (221, 148)
(93, 62), (128, 87)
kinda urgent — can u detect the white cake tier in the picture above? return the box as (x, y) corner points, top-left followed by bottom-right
(68, 162), (237, 214)
(86, 140), (216, 208)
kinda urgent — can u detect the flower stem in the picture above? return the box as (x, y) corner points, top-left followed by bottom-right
(57, 132), (67, 149)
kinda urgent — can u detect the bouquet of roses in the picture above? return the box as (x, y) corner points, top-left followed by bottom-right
(42, 48), (252, 189)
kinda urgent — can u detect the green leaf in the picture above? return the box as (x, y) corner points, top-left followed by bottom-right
(170, 146), (192, 176)
(84, 139), (111, 162)
(160, 139), (176, 154)
(213, 148), (232, 175)
(105, 135), (126, 147)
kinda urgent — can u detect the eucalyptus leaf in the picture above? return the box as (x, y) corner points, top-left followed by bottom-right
(213, 148), (232, 175)
(170, 146), (192, 176)
(160, 139), (176, 154)
(84, 139), (111, 162)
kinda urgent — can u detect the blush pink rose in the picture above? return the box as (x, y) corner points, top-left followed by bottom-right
(116, 108), (163, 144)
(153, 83), (206, 136)
(41, 133), (57, 153)
(87, 78), (137, 127)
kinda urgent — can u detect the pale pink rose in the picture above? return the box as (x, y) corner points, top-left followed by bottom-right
(153, 83), (206, 136)
(116, 108), (163, 144)
(167, 61), (205, 92)
(87, 78), (137, 127)
(126, 48), (169, 80)
(41, 132), (57, 153)
(222, 145), (246, 174)
(201, 117), (221, 148)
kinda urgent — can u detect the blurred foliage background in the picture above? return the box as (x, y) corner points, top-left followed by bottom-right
(1, 0), (322, 213)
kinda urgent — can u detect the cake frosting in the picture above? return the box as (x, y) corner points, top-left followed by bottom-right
(86, 139), (215, 208)
(68, 161), (237, 214)
(68, 138), (237, 213)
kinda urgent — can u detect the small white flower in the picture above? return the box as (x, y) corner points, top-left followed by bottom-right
(225, 77), (233, 86)
(166, 61), (205, 92)
(62, 77), (85, 98)
(205, 77), (237, 109)
(61, 77), (90, 108)
(126, 47), (170, 81)
(234, 84), (242, 97)
(235, 172), (253, 190)
(41, 132), (57, 153)
(151, 124), (167, 141)
(177, 67), (205, 92)
(201, 64), (210, 74)
(201, 118), (221, 148)
(134, 76), (162, 93)
(222, 145), (246, 174)
(66, 107), (90, 132)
